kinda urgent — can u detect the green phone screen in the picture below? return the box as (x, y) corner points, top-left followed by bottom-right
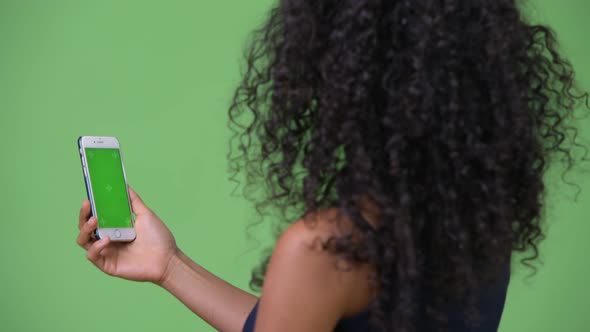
(85, 148), (133, 228)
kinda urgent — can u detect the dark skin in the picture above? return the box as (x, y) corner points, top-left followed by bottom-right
(77, 187), (376, 332)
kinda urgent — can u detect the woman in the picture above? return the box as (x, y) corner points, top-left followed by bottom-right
(76, 1), (588, 331)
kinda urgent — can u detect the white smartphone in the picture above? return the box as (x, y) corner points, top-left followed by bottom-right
(78, 136), (136, 242)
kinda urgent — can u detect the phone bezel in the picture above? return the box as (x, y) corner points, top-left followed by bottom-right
(78, 136), (136, 242)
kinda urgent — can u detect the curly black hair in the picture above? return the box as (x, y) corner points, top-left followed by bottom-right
(227, 0), (589, 331)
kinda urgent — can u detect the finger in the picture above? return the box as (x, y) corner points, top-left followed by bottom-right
(99, 244), (117, 257)
(79, 199), (92, 230)
(86, 237), (110, 266)
(77, 217), (98, 250)
(127, 185), (151, 216)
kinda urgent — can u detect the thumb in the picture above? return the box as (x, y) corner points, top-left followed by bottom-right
(127, 185), (151, 216)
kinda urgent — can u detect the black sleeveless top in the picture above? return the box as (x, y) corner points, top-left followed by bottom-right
(242, 264), (510, 332)
(243, 207), (511, 331)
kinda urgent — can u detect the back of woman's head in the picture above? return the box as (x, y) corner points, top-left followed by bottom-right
(228, 0), (589, 330)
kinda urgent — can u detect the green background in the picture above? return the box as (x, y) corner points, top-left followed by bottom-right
(0, 1), (588, 331)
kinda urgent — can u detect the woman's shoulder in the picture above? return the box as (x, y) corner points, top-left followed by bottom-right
(253, 208), (376, 330)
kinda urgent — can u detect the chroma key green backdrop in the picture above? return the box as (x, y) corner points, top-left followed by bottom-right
(0, 1), (588, 331)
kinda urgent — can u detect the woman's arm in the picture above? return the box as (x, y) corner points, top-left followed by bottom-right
(77, 188), (257, 332)
(159, 249), (258, 332)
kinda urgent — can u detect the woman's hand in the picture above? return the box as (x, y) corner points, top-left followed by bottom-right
(77, 186), (178, 285)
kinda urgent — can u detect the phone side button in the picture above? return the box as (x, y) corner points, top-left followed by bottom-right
(114, 229), (121, 238)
